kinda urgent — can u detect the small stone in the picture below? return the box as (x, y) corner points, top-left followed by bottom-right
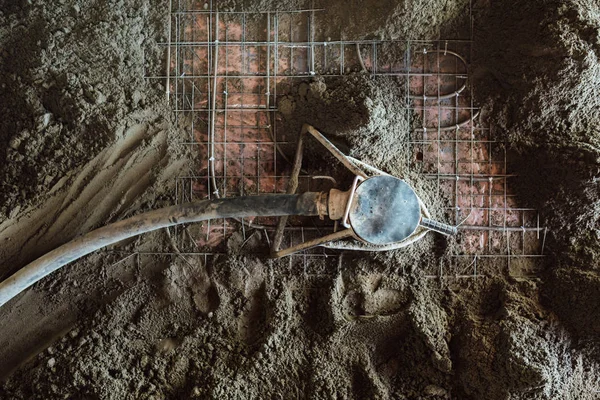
(42, 113), (52, 128)
(207, 311), (213, 318)
(157, 338), (177, 352)
(8, 205), (21, 219)
(131, 90), (143, 107)
(309, 80), (326, 97)
(95, 91), (107, 104)
(278, 96), (295, 116)
(203, 3), (208, 9)
(47, 358), (56, 368)
(8, 136), (21, 150)
(140, 355), (149, 368)
(298, 82), (309, 98)
(424, 385), (447, 396)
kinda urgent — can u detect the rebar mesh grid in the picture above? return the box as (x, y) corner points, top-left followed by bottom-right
(146, 1), (546, 280)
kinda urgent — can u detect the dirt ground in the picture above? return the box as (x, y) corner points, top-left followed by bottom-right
(1, 0), (600, 399)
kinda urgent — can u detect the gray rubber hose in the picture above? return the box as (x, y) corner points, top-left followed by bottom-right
(0, 193), (322, 308)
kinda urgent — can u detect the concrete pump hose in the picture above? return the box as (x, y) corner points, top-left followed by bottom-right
(0, 193), (323, 308)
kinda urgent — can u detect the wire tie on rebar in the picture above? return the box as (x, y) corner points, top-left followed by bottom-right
(310, 71), (315, 76)
(265, 91), (270, 96)
(423, 48), (427, 54)
(521, 226), (526, 233)
(181, 72), (186, 77)
(223, 90), (228, 95)
(488, 177), (493, 182)
(456, 175), (460, 181)
(214, 39), (219, 43)
(213, 189), (219, 195)
(209, 156), (215, 162)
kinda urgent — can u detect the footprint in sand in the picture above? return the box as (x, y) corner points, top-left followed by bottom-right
(339, 274), (409, 319)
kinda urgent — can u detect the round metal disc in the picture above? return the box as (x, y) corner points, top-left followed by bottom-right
(349, 176), (421, 245)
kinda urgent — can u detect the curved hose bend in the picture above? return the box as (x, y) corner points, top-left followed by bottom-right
(0, 193), (322, 308)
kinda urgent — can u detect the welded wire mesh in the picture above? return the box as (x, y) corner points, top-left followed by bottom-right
(147, 1), (546, 280)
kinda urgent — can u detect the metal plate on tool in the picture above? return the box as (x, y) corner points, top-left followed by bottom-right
(349, 176), (421, 245)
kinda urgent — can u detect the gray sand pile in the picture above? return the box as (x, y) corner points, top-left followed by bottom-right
(475, 0), (600, 344)
(1, 0), (600, 399)
(0, 0), (171, 219)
